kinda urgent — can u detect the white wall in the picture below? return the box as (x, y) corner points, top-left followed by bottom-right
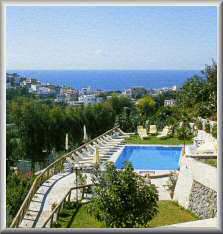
(174, 157), (217, 209)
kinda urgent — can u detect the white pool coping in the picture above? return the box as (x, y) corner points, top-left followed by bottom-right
(109, 144), (184, 174)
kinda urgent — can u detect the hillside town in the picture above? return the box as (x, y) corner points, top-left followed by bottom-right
(6, 72), (177, 106)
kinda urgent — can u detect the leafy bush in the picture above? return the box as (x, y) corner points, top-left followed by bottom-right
(151, 106), (179, 131)
(118, 110), (140, 133)
(6, 172), (35, 226)
(88, 162), (159, 228)
(136, 96), (156, 118)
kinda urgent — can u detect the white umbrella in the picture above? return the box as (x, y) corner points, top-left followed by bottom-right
(83, 125), (88, 142)
(65, 133), (69, 151)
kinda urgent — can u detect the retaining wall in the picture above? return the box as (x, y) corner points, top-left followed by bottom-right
(188, 180), (217, 218)
(174, 157), (217, 219)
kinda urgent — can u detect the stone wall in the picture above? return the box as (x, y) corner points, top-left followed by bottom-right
(174, 158), (217, 219)
(188, 180), (217, 219)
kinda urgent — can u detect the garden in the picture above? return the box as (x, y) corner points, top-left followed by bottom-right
(52, 162), (199, 228)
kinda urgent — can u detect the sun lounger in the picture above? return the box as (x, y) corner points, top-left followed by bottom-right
(92, 143), (118, 154)
(186, 142), (217, 158)
(103, 135), (124, 143)
(137, 125), (144, 133)
(116, 128), (131, 138)
(149, 125), (157, 135)
(111, 131), (127, 139)
(97, 139), (123, 148)
(196, 142), (217, 154)
(81, 148), (94, 156)
(193, 130), (206, 145)
(74, 148), (112, 164)
(75, 151), (92, 160)
(95, 143), (120, 152)
(157, 126), (171, 139)
(138, 128), (149, 140)
(193, 130), (216, 147)
(99, 138), (122, 146)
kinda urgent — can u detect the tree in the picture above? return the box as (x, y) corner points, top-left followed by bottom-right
(202, 60), (217, 117)
(136, 96), (156, 119)
(177, 76), (207, 108)
(176, 114), (193, 140)
(151, 106), (178, 130)
(88, 162), (159, 228)
(117, 107), (140, 132)
(106, 94), (133, 115)
(9, 99), (51, 170)
(6, 126), (25, 175)
(176, 61), (217, 119)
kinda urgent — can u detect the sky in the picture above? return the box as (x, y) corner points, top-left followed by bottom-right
(6, 6), (217, 70)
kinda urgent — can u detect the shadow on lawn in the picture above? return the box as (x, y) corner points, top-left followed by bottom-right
(53, 202), (82, 228)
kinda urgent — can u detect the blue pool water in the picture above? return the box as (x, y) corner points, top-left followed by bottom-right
(115, 146), (182, 170)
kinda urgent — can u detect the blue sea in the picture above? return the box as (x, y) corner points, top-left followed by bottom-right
(8, 70), (201, 91)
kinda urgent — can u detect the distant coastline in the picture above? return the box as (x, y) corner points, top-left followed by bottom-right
(7, 69), (201, 91)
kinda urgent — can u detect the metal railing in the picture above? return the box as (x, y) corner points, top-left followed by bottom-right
(10, 127), (123, 228)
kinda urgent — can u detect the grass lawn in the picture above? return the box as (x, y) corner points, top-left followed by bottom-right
(54, 201), (198, 228)
(126, 135), (193, 145)
(148, 201), (198, 227)
(199, 159), (217, 168)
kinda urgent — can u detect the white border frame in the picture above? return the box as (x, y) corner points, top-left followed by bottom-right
(0, 1), (222, 233)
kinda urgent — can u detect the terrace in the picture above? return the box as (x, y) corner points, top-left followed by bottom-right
(10, 124), (217, 229)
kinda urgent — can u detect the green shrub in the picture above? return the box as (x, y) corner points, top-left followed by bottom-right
(6, 172), (35, 226)
(88, 162), (159, 228)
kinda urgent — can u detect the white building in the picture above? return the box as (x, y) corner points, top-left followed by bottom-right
(172, 85), (177, 91)
(78, 94), (96, 105)
(164, 99), (176, 107)
(78, 94), (103, 105)
(80, 86), (92, 95)
(37, 86), (50, 95)
(122, 89), (132, 97)
(28, 84), (37, 93)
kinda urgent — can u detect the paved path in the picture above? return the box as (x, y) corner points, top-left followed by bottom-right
(19, 172), (76, 228)
(151, 177), (172, 200)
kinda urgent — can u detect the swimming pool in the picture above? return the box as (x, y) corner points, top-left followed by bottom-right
(115, 145), (182, 171)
